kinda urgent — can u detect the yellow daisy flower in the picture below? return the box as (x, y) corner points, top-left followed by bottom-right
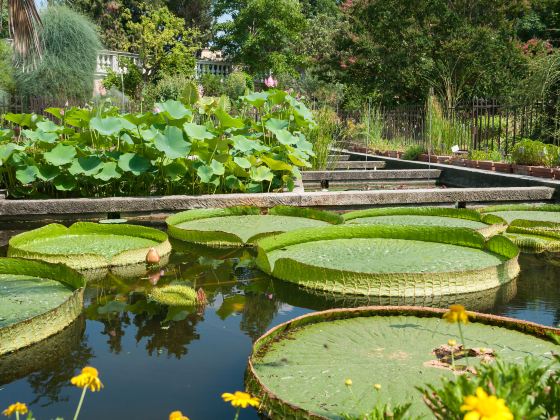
(2, 402), (28, 417)
(221, 391), (260, 408)
(169, 410), (189, 420)
(461, 387), (513, 420)
(443, 305), (469, 324)
(70, 366), (104, 392)
(344, 379), (353, 386)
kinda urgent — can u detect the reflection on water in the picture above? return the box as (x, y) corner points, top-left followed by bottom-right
(1, 238), (559, 419)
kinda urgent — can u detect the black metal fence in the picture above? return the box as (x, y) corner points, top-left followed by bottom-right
(343, 99), (560, 153)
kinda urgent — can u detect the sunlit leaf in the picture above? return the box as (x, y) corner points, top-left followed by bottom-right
(250, 166), (274, 182)
(69, 156), (103, 176)
(94, 162), (121, 181)
(43, 144), (76, 166)
(154, 126), (190, 159)
(90, 117), (123, 136)
(184, 122), (215, 140)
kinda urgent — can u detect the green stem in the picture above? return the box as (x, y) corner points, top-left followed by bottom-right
(16, 413), (19, 420)
(233, 408), (240, 420)
(73, 387), (88, 420)
(458, 323), (469, 368)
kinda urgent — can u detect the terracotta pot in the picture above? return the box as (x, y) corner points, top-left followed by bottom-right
(477, 161), (495, 171)
(493, 163), (512, 173)
(530, 166), (554, 178)
(465, 160), (479, 168)
(512, 164), (532, 176)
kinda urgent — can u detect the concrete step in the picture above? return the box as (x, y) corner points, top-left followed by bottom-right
(302, 169), (441, 182)
(329, 161), (386, 170)
(328, 154), (350, 161)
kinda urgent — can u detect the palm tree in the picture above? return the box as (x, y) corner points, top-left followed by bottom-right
(1, 0), (42, 65)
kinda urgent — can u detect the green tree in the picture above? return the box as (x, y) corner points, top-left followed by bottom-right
(127, 6), (201, 81)
(164, 0), (213, 40)
(214, 0), (307, 75)
(15, 6), (101, 100)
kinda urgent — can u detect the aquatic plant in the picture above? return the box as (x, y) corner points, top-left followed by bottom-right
(8, 222), (172, 270)
(1, 402), (28, 420)
(246, 307), (559, 418)
(166, 206), (343, 247)
(148, 285), (198, 307)
(0, 90), (315, 198)
(0, 258), (85, 356)
(343, 207), (506, 238)
(169, 411), (190, 420)
(256, 225), (519, 296)
(222, 391), (260, 420)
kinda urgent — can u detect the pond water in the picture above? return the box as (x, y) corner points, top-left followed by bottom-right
(0, 233), (559, 420)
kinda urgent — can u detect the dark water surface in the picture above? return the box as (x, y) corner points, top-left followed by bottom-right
(1, 237), (559, 420)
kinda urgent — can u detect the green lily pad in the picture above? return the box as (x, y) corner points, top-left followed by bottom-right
(0, 258), (85, 356)
(247, 307), (560, 419)
(166, 206), (343, 246)
(256, 225), (519, 296)
(480, 204), (560, 224)
(8, 222), (172, 270)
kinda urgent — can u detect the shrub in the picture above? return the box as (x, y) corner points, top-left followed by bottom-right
(511, 139), (559, 167)
(224, 71), (253, 99)
(402, 145), (425, 160)
(468, 149), (503, 162)
(15, 6), (101, 101)
(142, 74), (197, 107)
(200, 73), (225, 97)
(102, 58), (143, 100)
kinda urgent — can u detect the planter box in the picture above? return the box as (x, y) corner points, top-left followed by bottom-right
(387, 151), (401, 158)
(530, 166), (554, 179)
(352, 146), (368, 153)
(512, 164), (532, 176)
(418, 154), (433, 162)
(465, 160), (479, 168)
(449, 158), (466, 167)
(493, 162), (512, 173)
(436, 155), (452, 164)
(477, 161), (495, 171)
(553, 168), (560, 180)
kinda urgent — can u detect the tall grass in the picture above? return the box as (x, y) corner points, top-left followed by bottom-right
(307, 106), (343, 170)
(425, 95), (470, 154)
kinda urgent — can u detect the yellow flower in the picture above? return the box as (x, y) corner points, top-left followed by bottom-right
(221, 391), (260, 409)
(443, 305), (469, 324)
(448, 339), (458, 346)
(461, 387), (513, 420)
(345, 379), (353, 386)
(374, 384), (382, 391)
(2, 403), (28, 417)
(169, 410), (189, 420)
(70, 366), (104, 392)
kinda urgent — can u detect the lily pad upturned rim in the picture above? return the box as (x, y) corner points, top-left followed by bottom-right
(247, 306), (560, 420)
(0, 258), (85, 356)
(7, 222), (172, 270)
(166, 205), (344, 246)
(255, 225), (519, 296)
(479, 204), (560, 214)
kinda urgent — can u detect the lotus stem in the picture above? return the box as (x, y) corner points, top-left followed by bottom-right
(73, 387), (88, 420)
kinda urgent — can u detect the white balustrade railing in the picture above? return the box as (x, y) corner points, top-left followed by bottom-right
(95, 50), (233, 79)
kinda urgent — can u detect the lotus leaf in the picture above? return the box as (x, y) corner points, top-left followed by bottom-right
(8, 222), (172, 270)
(247, 307), (559, 419)
(166, 206), (343, 246)
(43, 143), (76, 166)
(90, 116), (123, 136)
(256, 225), (519, 296)
(0, 258), (85, 356)
(154, 126), (191, 159)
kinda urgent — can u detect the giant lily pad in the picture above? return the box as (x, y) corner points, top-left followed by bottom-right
(256, 225), (519, 296)
(344, 207), (506, 238)
(247, 307), (560, 419)
(480, 205), (560, 253)
(166, 206), (343, 247)
(480, 204), (560, 224)
(8, 222), (172, 270)
(0, 258), (85, 356)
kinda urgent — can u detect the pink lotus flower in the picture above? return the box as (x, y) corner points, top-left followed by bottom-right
(153, 106), (161, 114)
(264, 75), (278, 88)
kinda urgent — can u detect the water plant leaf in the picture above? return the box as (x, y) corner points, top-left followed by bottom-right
(43, 144), (77, 166)
(260, 156), (293, 171)
(68, 156), (103, 176)
(0, 143), (23, 162)
(210, 159), (225, 176)
(36, 120), (61, 132)
(156, 100), (192, 120)
(216, 295), (246, 319)
(234, 157), (251, 169)
(94, 162), (121, 181)
(265, 118), (289, 133)
(250, 166), (274, 182)
(36, 165), (60, 181)
(197, 164), (214, 183)
(154, 126), (190, 159)
(90, 116), (123, 136)
(164, 161), (187, 180)
(242, 92), (269, 107)
(15, 165), (38, 184)
(215, 108), (244, 129)
(231, 135), (266, 153)
(148, 285), (197, 306)
(248, 308), (559, 419)
(118, 153), (151, 175)
(53, 174), (77, 191)
(22, 129), (58, 143)
(183, 122), (215, 140)
(274, 129), (298, 145)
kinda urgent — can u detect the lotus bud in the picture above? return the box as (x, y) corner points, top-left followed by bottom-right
(148, 271), (161, 285)
(264, 75), (278, 88)
(146, 247), (161, 265)
(197, 288), (207, 305)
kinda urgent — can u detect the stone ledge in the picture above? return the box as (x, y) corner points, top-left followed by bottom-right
(302, 169), (441, 181)
(331, 161), (386, 170)
(0, 187), (553, 218)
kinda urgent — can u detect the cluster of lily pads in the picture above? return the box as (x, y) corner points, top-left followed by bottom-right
(2, 203), (560, 419)
(0, 89), (315, 198)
